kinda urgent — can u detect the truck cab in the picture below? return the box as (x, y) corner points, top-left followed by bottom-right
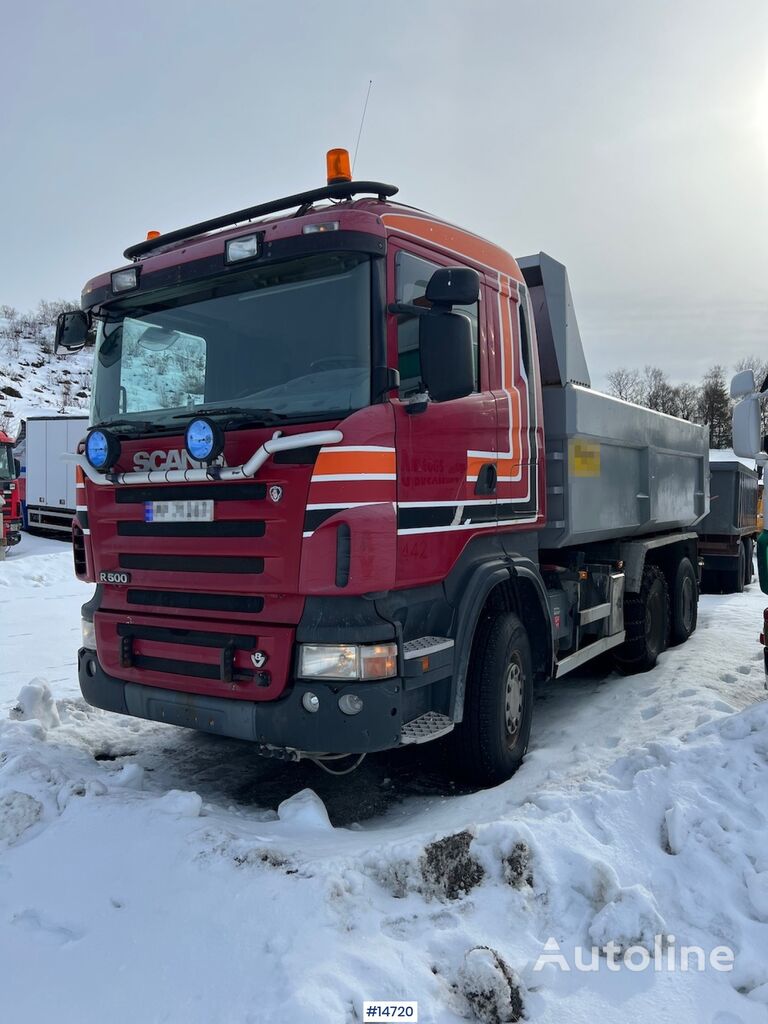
(59, 151), (707, 785)
(0, 429), (22, 550)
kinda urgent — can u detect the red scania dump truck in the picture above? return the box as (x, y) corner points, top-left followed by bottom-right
(0, 428), (22, 554)
(58, 150), (710, 785)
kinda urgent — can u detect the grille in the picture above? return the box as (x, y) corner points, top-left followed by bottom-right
(117, 520), (265, 538)
(126, 590), (265, 613)
(115, 482), (267, 503)
(119, 554), (264, 574)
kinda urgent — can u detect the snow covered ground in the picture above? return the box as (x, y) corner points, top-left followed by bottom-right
(1, 536), (768, 1023)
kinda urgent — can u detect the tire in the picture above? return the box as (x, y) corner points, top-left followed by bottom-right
(731, 543), (746, 594)
(670, 556), (698, 646)
(743, 538), (754, 587)
(614, 564), (669, 674)
(449, 612), (534, 788)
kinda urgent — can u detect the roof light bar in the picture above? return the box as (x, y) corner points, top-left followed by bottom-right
(123, 180), (398, 261)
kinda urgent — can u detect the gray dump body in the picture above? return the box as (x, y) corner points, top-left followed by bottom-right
(519, 253), (709, 550)
(696, 457), (757, 537)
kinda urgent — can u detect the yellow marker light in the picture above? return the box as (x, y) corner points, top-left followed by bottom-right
(326, 148), (352, 184)
(146, 230), (161, 240)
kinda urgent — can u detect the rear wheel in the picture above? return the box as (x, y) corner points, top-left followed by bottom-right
(731, 543), (746, 594)
(670, 556), (698, 646)
(744, 538), (754, 586)
(614, 564), (669, 674)
(449, 612), (534, 788)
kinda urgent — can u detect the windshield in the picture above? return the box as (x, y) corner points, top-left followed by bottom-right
(90, 252), (372, 427)
(0, 444), (14, 479)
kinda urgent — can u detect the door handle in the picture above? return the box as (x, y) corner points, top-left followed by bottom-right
(475, 463), (497, 496)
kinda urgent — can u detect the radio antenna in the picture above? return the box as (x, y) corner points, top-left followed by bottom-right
(352, 79), (373, 175)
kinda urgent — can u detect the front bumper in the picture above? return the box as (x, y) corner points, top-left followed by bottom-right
(78, 648), (405, 754)
(4, 517), (22, 545)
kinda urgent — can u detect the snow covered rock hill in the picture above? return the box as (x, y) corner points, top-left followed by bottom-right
(0, 321), (91, 438)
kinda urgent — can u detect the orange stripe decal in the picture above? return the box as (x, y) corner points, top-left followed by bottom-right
(313, 448), (396, 478)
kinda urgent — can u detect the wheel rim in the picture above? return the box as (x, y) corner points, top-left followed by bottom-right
(504, 657), (524, 741)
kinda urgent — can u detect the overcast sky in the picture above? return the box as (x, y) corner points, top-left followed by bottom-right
(1, 0), (766, 387)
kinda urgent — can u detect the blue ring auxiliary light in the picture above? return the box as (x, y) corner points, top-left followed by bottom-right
(185, 416), (224, 465)
(85, 428), (120, 472)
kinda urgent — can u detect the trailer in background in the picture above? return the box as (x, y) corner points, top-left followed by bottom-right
(697, 450), (758, 594)
(24, 415), (88, 535)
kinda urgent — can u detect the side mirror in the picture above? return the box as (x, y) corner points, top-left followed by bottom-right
(425, 267), (480, 308)
(54, 310), (89, 353)
(732, 396), (761, 458)
(419, 310), (474, 403)
(730, 369), (756, 399)
(13, 459), (20, 478)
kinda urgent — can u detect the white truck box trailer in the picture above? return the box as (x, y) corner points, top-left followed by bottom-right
(25, 415), (88, 534)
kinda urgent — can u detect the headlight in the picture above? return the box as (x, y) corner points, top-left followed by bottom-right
(81, 618), (96, 650)
(297, 643), (397, 680)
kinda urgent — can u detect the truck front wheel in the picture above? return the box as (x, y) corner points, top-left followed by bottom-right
(450, 612), (534, 788)
(614, 564), (669, 674)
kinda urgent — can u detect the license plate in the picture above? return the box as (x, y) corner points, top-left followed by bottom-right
(145, 499), (214, 523)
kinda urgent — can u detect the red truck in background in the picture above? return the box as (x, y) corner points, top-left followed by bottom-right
(0, 428), (22, 554)
(56, 149), (711, 786)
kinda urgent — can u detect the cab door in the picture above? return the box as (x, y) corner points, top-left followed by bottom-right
(492, 280), (542, 531)
(388, 240), (498, 588)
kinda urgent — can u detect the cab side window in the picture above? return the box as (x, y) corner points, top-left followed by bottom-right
(395, 250), (479, 397)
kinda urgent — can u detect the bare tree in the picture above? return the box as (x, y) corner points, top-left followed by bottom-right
(606, 367), (642, 404)
(674, 382), (700, 421)
(35, 299), (79, 327)
(641, 365), (680, 416)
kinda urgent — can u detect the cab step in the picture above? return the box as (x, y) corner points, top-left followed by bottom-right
(400, 711), (454, 744)
(403, 636), (454, 659)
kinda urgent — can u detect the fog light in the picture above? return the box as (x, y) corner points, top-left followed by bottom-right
(302, 691), (320, 713)
(81, 618), (96, 650)
(85, 428), (120, 472)
(338, 693), (363, 716)
(185, 416), (224, 464)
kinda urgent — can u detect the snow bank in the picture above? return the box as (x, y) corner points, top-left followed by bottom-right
(0, 542), (767, 1022)
(10, 680), (61, 729)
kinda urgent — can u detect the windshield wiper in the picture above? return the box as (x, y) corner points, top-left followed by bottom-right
(171, 406), (287, 423)
(94, 419), (168, 433)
